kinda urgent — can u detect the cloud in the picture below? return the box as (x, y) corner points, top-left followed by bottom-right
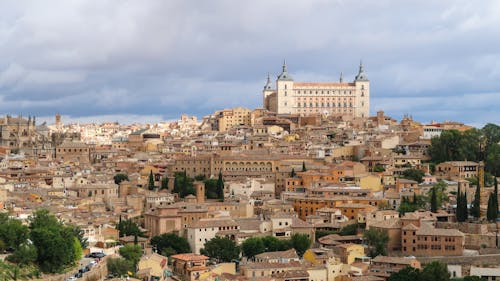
(0, 0), (499, 125)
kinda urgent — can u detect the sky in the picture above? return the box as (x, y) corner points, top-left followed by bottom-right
(0, 0), (499, 127)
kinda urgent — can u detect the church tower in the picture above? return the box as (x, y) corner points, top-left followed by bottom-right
(354, 61), (370, 118)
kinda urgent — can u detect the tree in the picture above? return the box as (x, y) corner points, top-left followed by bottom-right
(107, 257), (134, 277)
(364, 229), (389, 257)
(428, 181), (448, 208)
(173, 171), (195, 198)
(160, 176), (169, 190)
(339, 223), (358, 236)
(201, 237), (239, 262)
(402, 169), (425, 183)
(0, 213), (29, 251)
(291, 234), (311, 257)
(261, 236), (292, 252)
(148, 170), (155, 190)
(388, 266), (422, 281)
(456, 184), (468, 222)
(373, 164), (385, 172)
(302, 161), (307, 172)
(119, 244), (142, 269)
(420, 261), (450, 281)
(150, 233), (191, 256)
(471, 182), (481, 218)
(204, 178), (219, 199)
(116, 219), (143, 237)
(290, 168), (296, 178)
(494, 177), (499, 217)
(114, 173), (129, 185)
(194, 174), (206, 181)
(241, 237), (265, 259)
(430, 187), (438, 213)
(6, 243), (37, 266)
(216, 171), (224, 201)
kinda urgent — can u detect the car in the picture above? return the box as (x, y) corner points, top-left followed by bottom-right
(85, 252), (106, 258)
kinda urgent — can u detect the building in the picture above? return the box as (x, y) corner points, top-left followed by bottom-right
(263, 61), (370, 118)
(170, 253), (210, 281)
(469, 266), (500, 281)
(214, 107), (253, 132)
(436, 161), (479, 180)
(401, 221), (464, 256)
(369, 256), (421, 280)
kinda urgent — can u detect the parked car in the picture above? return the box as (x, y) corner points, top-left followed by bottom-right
(85, 252), (106, 258)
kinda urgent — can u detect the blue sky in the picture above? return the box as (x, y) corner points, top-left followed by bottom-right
(0, 0), (499, 126)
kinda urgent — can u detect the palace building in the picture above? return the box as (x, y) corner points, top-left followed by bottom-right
(262, 62), (370, 118)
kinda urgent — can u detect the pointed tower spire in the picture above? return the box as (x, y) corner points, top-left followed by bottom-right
(355, 60), (368, 81)
(339, 72), (344, 83)
(264, 73), (272, 90)
(278, 60), (293, 81)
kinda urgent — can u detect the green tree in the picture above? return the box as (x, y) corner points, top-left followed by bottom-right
(114, 173), (129, 185)
(428, 181), (448, 208)
(216, 171), (224, 201)
(241, 237), (266, 259)
(173, 171), (195, 198)
(402, 169), (425, 183)
(116, 219), (143, 238)
(29, 209), (60, 230)
(364, 228), (389, 257)
(6, 243), (37, 266)
(339, 223), (358, 236)
(160, 176), (169, 190)
(148, 170), (155, 190)
(388, 266), (422, 281)
(290, 168), (296, 178)
(0, 213), (29, 251)
(430, 187), (438, 213)
(421, 261), (450, 281)
(471, 183), (481, 218)
(204, 178), (219, 199)
(73, 237), (83, 260)
(107, 257), (134, 277)
(150, 233), (191, 256)
(373, 164), (385, 172)
(494, 177), (499, 217)
(119, 244), (142, 269)
(302, 161), (307, 172)
(194, 174), (206, 181)
(291, 234), (311, 257)
(261, 236), (292, 252)
(456, 184), (468, 222)
(201, 237), (239, 263)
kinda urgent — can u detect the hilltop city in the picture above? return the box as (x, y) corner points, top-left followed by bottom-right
(0, 62), (499, 281)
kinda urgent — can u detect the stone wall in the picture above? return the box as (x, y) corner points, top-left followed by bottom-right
(435, 222), (495, 235)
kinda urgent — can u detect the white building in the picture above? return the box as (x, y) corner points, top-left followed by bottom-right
(263, 61), (370, 118)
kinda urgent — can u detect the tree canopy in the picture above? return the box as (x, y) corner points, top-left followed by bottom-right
(150, 233), (191, 257)
(402, 169), (425, 183)
(388, 261), (450, 281)
(364, 228), (389, 257)
(114, 173), (129, 185)
(173, 171), (195, 198)
(429, 124), (500, 176)
(201, 237), (240, 263)
(290, 234), (311, 257)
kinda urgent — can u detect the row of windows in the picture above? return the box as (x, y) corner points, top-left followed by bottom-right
(295, 90), (355, 95)
(297, 102), (353, 108)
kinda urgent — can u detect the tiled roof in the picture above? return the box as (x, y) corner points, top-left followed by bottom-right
(171, 253), (209, 261)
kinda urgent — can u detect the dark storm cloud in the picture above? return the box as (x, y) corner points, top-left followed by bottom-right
(0, 0), (499, 125)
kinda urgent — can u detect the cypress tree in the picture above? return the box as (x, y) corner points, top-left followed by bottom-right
(461, 190), (469, 221)
(430, 187), (437, 213)
(487, 194), (495, 221)
(413, 192), (418, 205)
(456, 185), (464, 222)
(148, 170), (155, 190)
(302, 161), (307, 172)
(494, 177), (499, 218)
(216, 171), (224, 201)
(291, 168), (296, 178)
(472, 183), (481, 218)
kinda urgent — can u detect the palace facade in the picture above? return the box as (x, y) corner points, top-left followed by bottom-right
(263, 62), (370, 118)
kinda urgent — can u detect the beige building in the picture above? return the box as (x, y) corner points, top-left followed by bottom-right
(263, 62), (370, 118)
(214, 107), (252, 132)
(436, 161), (479, 180)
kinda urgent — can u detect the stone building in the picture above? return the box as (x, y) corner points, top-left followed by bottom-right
(0, 115), (38, 149)
(263, 61), (370, 118)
